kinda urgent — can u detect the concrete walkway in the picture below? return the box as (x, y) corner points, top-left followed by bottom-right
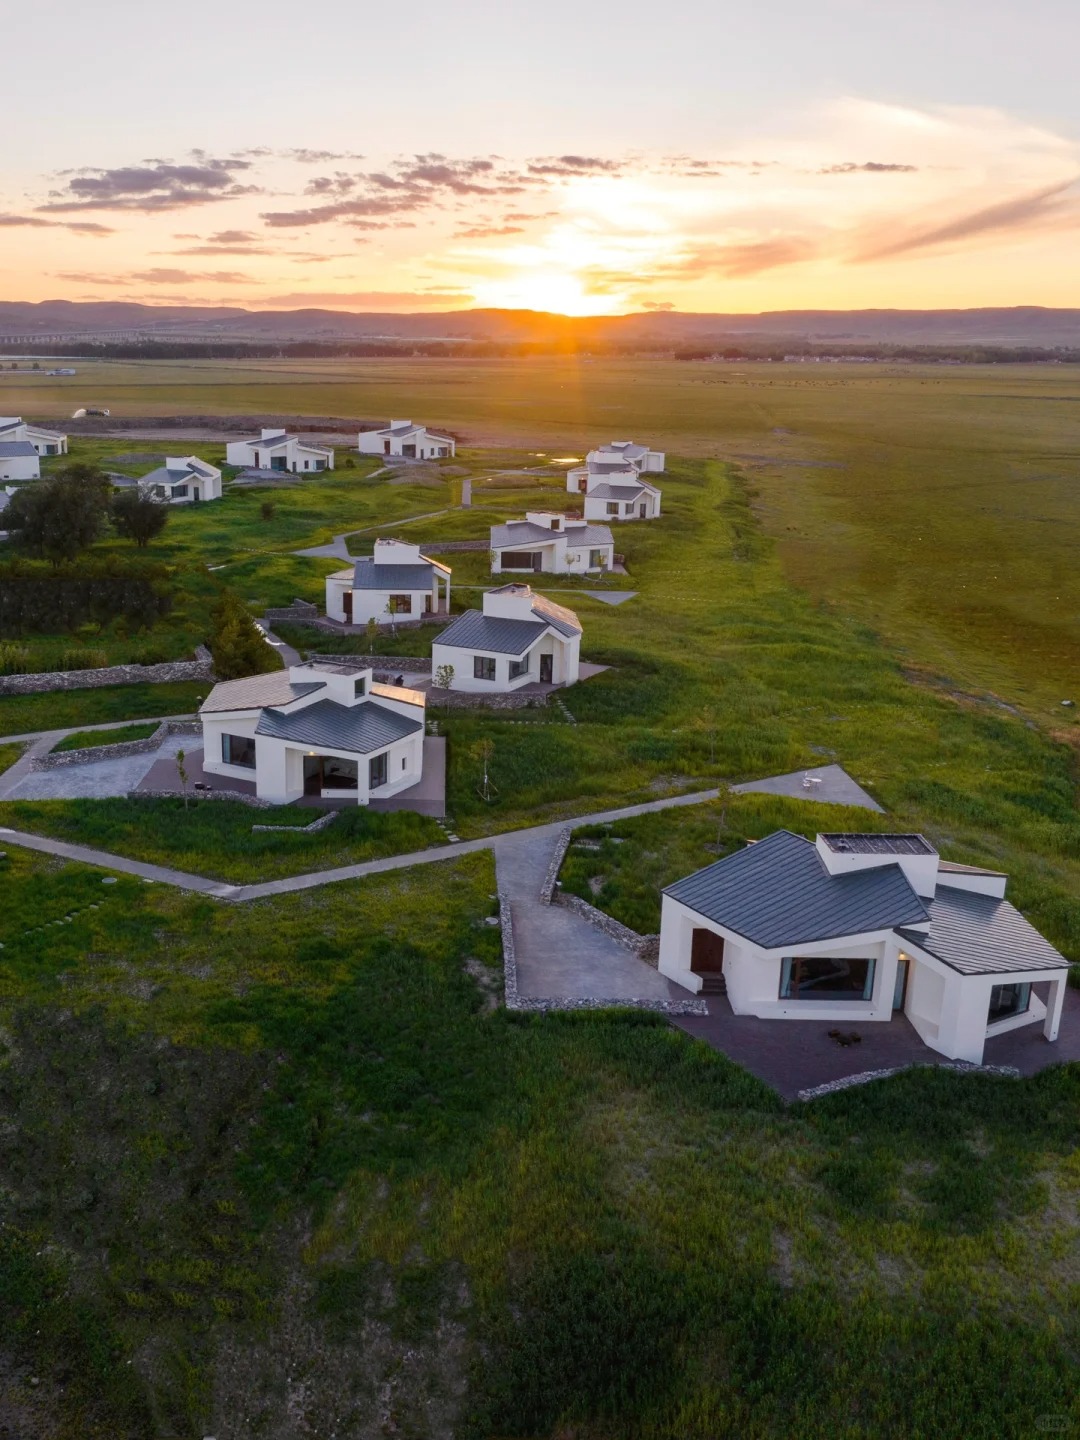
(0, 787), (720, 903)
(733, 762), (884, 813)
(494, 825), (682, 1001)
(4, 732), (191, 801)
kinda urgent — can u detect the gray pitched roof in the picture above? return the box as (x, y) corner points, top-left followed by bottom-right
(200, 671), (324, 714)
(898, 885), (1068, 976)
(139, 464), (200, 487)
(587, 460), (638, 475)
(436, 609), (549, 656)
(584, 483), (650, 503)
(529, 591), (581, 636)
(490, 520), (614, 549)
(664, 830), (929, 950)
(0, 441), (37, 458)
(255, 697), (421, 754)
(352, 558), (437, 591)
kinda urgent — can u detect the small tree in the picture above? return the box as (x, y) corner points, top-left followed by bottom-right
(5, 465), (112, 564)
(260, 499), (276, 521)
(697, 704), (718, 767)
(432, 662), (455, 704)
(175, 748), (190, 810)
(365, 616), (379, 653)
(384, 598), (397, 638)
(714, 780), (733, 850)
(112, 485), (170, 548)
(474, 737), (497, 803)
(208, 590), (277, 680)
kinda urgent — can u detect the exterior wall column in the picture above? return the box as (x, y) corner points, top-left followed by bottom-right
(936, 973), (992, 1064)
(1044, 975), (1067, 1042)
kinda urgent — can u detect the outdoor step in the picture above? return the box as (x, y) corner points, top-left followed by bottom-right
(696, 975), (728, 996)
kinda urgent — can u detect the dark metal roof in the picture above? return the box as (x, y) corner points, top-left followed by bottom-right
(255, 698), (422, 754)
(530, 591), (582, 636)
(664, 829), (929, 950)
(434, 608), (548, 656)
(821, 833), (935, 856)
(490, 520), (613, 549)
(200, 672), (324, 713)
(0, 441), (37, 458)
(584, 482), (650, 503)
(351, 558), (437, 591)
(898, 885), (1068, 976)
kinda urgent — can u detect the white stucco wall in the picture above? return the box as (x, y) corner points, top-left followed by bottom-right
(432, 630), (579, 692)
(0, 453), (40, 481)
(583, 491), (660, 522)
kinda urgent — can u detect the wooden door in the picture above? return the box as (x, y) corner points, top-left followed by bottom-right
(343, 590), (353, 623)
(690, 928), (725, 973)
(539, 654), (553, 683)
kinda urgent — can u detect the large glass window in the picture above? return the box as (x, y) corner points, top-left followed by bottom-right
(779, 956), (875, 1002)
(500, 551), (541, 571)
(369, 751), (388, 790)
(988, 983), (1031, 1024)
(508, 657), (529, 680)
(388, 594), (413, 614)
(221, 733), (256, 769)
(606, 502), (619, 516)
(474, 656), (496, 681)
(589, 549), (607, 568)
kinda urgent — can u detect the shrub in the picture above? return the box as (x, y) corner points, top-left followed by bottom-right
(208, 590), (279, 681)
(60, 648), (108, 671)
(0, 642), (31, 676)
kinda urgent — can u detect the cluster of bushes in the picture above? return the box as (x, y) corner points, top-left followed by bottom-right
(4, 465), (169, 564)
(208, 591), (279, 681)
(0, 557), (173, 637)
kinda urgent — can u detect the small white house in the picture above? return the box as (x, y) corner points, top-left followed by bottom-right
(659, 830), (1070, 1066)
(490, 513), (615, 576)
(0, 416), (69, 462)
(225, 428), (334, 474)
(357, 420), (455, 459)
(432, 584), (581, 693)
(131, 456), (223, 504)
(0, 442), (41, 482)
(566, 441), (663, 521)
(199, 658), (426, 805)
(325, 538), (451, 625)
(588, 441), (665, 474)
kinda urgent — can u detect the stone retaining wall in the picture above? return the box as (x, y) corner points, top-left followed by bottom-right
(316, 653), (432, 673)
(420, 540), (490, 554)
(31, 719), (202, 770)
(429, 689), (549, 712)
(251, 810), (339, 834)
(540, 825), (659, 960)
(264, 600), (318, 624)
(0, 646), (214, 696)
(136, 786), (275, 808)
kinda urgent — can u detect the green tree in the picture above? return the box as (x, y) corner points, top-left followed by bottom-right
(112, 486), (170, 548)
(4, 465), (112, 564)
(208, 590), (277, 681)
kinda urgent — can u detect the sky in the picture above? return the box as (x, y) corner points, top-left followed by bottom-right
(3, 0), (1080, 315)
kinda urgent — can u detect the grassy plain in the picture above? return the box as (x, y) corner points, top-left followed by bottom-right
(2, 843), (1080, 1436)
(51, 721), (161, 752)
(7, 354), (1077, 712)
(0, 680), (207, 737)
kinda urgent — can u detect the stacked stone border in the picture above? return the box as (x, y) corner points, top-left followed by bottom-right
(0, 646), (213, 696)
(797, 1060), (1021, 1102)
(541, 826), (661, 962)
(498, 882), (703, 1015)
(136, 786), (276, 808)
(32, 719), (202, 770)
(252, 810), (340, 835)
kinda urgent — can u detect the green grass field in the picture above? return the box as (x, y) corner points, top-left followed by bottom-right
(2, 842), (1079, 1436)
(7, 355), (1077, 712)
(0, 681), (206, 738)
(51, 721), (161, 752)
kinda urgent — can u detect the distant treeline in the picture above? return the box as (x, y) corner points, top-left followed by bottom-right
(3, 338), (1080, 364)
(0, 557), (172, 635)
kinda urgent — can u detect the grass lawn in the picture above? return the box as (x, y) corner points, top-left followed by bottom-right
(51, 721), (162, 753)
(0, 796), (445, 882)
(0, 741), (24, 774)
(0, 681), (207, 738)
(2, 842), (1080, 1437)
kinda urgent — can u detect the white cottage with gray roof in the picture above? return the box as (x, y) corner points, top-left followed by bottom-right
(325, 538), (451, 625)
(226, 427), (334, 473)
(659, 830), (1070, 1065)
(431, 584), (581, 692)
(357, 420), (455, 459)
(128, 455), (222, 503)
(0, 417), (68, 479)
(490, 512), (614, 575)
(200, 658), (426, 805)
(566, 439), (663, 521)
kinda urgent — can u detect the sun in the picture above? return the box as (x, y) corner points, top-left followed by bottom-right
(470, 271), (625, 316)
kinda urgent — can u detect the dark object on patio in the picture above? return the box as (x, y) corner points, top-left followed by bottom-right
(828, 1029), (863, 1047)
(194, 781), (212, 794)
(394, 674), (405, 686)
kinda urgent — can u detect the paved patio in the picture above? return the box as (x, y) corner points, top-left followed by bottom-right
(672, 985), (1080, 1100)
(6, 733), (190, 800)
(733, 762), (884, 812)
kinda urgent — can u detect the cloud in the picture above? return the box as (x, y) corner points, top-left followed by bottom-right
(526, 155), (624, 177)
(0, 214), (115, 234)
(819, 161), (918, 174)
(642, 300), (675, 311)
(285, 148), (365, 164)
(304, 172), (358, 196)
(55, 267), (253, 285)
(170, 244), (271, 255)
(39, 155), (259, 213)
(854, 178), (1080, 261)
(455, 224), (525, 237)
(261, 196), (421, 227)
(261, 288), (472, 309)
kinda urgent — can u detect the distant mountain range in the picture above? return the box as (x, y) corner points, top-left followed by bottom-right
(2, 300), (1080, 347)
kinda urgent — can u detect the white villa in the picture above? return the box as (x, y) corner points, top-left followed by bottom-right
(659, 830), (1070, 1066)
(325, 538), (451, 626)
(357, 420), (455, 459)
(566, 441), (663, 522)
(225, 428), (334, 474)
(0, 416), (69, 480)
(200, 658), (426, 806)
(131, 455), (223, 504)
(431, 584), (581, 693)
(490, 513), (614, 576)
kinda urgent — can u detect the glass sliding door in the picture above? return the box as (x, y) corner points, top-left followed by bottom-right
(779, 956), (876, 1001)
